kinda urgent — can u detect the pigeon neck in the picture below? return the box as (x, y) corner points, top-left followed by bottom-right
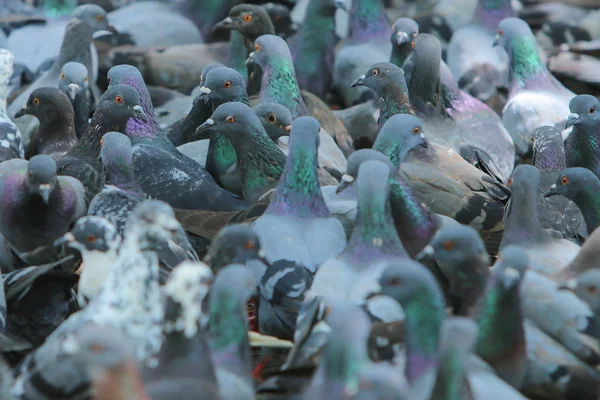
(575, 185), (600, 233)
(208, 290), (248, 355)
(103, 153), (144, 198)
(73, 90), (90, 138)
(229, 32), (249, 82)
(321, 337), (369, 393)
(503, 185), (546, 245)
(507, 36), (546, 88)
(565, 126), (600, 177)
(348, 0), (390, 42)
(473, 0), (514, 29)
(38, 107), (77, 142)
(475, 274), (525, 377)
(379, 86), (415, 127)
(532, 141), (566, 174)
(346, 175), (407, 260)
(403, 290), (444, 384)
(72, 110), (123, 160)
(374, 135), (425, 168)
(207, 131), (237, 175)
(430, 346), (473, 400)
(268, 137), (330, 218)
(260, 57), (307, 119)
(390, 43), (413, 69)
(54, 21), (93, 75)
(118, 79), (163, 141)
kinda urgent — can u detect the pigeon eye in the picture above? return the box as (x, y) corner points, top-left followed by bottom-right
(243, 14), (252, 22)
(33, 97), (40, 105)
(84, 76), (88, 83)
(114, 95), (123, 104)
(267, 113), (276, 123)
(531, 136), (535, 143)
(226, 116), (235, 123)
(443, 240), (454, 251)
(497, 29), (503, 36)
(223, 81), (232, 89)
(100, 138), (104, 147)
(96, 15), (105, 22)
(386, 277), (401, 287)
(412, 126), (420, 134)
(60, 73), (65, 80)
(561, 176), (569, 185)
(506, 177), (513, 187)
(586, 285), (597, 295)
(372, 68), (380, 77)
(255, 43), (261, 52)
(590, 106), (596, 114)
(89, 343), (105, 353)
(87, 235), (97, 243)
(244, 241), (255, 250)
(246, 302), (256, 313)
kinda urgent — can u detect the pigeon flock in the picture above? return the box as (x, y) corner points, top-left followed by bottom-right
(1, 0), (600, 399)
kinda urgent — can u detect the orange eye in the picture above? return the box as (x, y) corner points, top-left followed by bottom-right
(87, 235), (96, 243)
(387, 277), (401, 287)
(411, 41), (415, 49)
(60, 73), (65, 80)
(267, 113), (276, 123)
(372, 68), (380, 77)
(89, 343), (105, 353)
(243, 14), (252, 22)
(96, 15), (105, 22)
(226, 116), (235, 123)
(84, 76), (88, 83)
(114, 95), (123, 104)
(561, 176), (569, 185)
(223, 81), (232, 89)
(255, 43), (261, 52)
(507, 177), (513, 187)
(244, 241), (255, 250)
(413, 126), (420, 134)
(586, 285), (597, 295)
(443, 240), (454, 251)
(100, 138), (104, 147)
(33, 97), (40, 105)
(497, 29), (503, 36)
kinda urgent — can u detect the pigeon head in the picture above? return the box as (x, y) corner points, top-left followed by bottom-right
(106, 65), (152, 113)
(96, 84), (147, 124)
(351, 62), (407, 94)
(71, 4), (113, 36)
(337, 149), (395, 194)
(197, 67), (247, 106)
(59, 62), (89, 101)
(263, 2), (298, 38)
(493, 17), (534, 51)
(57, 216), (120, 253)
(253, 102), (292, 141)
(200, 102), (264, 141)
(379, 259), (443, 308)
(214, 4), (275, 41)
(199, 63), (225, 87)
(15, 87), (74, 120)
(566, 94), (600, 131)
(0, 49), (15, 91)
(205, 224), (264, 271)
(392, 17), (419, 46)
(163, 261), (214, 337)
(26, 155), (58, 204)
(419, 225), (490, 269)
(374, 114), (428, 166)
(128, 200), (181, 244)
(559, 269), (600, 312)
(247, 34), (292, 68)
(546, 167), (599, 202)
(492, 245), (528, 290)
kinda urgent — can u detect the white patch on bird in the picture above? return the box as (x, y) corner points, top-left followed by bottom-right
(171, 168), (190, 182)
(0, 140), (9, 148)
(78, 249), (119, 306)
(372, 237), (383, 247)
(447, 148), (455, 156)
(262, 268), (294, 299)
(61, 334), (80, 355)
(503, 267), (520, 279)
(341, 174), (354, 183)
(550, 183), (557, 189)
(6, 133), (14, 140)
(163, 261), (213, 338)
(376, 336), (390, 347)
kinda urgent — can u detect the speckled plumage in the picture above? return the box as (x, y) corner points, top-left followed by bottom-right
(0, 49), (24, 162)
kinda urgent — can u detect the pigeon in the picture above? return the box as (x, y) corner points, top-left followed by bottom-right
(390, 17), (419, 68)
(373, 114), (509, 234)
(13, 200), (178, 399)
(418, 224), (490, 316)
(247, 34), (309, 118)
(106, 64), (248, 212)
(58, 62), (90, 139)
(446, 0), (513, 105)
(0, 49), (24, 163)
(207, 264), (257, 400)
(0, 155), (86, 265)
(199, 102), (286, 203)
(336, 149), (442, 258)
(332, 0), (391, 107)
(56, 84), (147, 203)
(531, 126), (586, 240)
(564, 94), (600, 178)
(495, 17), (575, 158)
(14, 87), (78, 159)
(546, 167), (600, 234)
(55, 216), (120, 306)
(252, 116), (346, 272)
(500, 165), (580, 275)
(309, 159), (408, 304)
(253, 102), (292, 142)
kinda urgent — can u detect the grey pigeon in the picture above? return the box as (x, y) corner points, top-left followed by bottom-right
(390, 17), (419, 68)
(56, 84), (147, 203)
(207, 264), (257, 400)
(58, 62), (90, 139)
(13, 200), (178, 399)
(495, 17), (574, 158)
(106, 65), (248, 212)
(500, 165), (580, 274)
(560, 269), (600, 326)
(56, 216), (120, 306)
(564, 95), (600, 179)
(0, 155), (86, 265)
(252, 116), (346, 272)
(418, 224), (490, 316)
(0, 49), (24, 163)
(332, 0), (391, 107)
(253, 102), (292, 142)
(15, 87), (78, 159)
(309, 159), (408, 304)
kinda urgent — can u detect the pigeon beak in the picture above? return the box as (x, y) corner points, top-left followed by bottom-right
(502, 267), (521, 289)
(67, 83), (80, 101)
(214, 16), (234, 32)
(197, 118), (215, 135)
(336, 174), (354, 194)
(492, 35), (500, 47)
(395, 31), (410, 46)
(246, 52), (255, 66)
(334, 0), (348, 11)
(351, 75), (365, 88)
(54, 232), (75, 248)
(92, 29), (114, 40)
(416, 245), (435, 263)
(557, 279), (577, 292)
(38, 183), (52, 204)
(132, 105), (147, 121)
(284, 125), (291, 134)
(566, 113), (580, 129)
(14, 105), (28, 119)
(545, 183), (560, 198)
(198, 86), (212, 104)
